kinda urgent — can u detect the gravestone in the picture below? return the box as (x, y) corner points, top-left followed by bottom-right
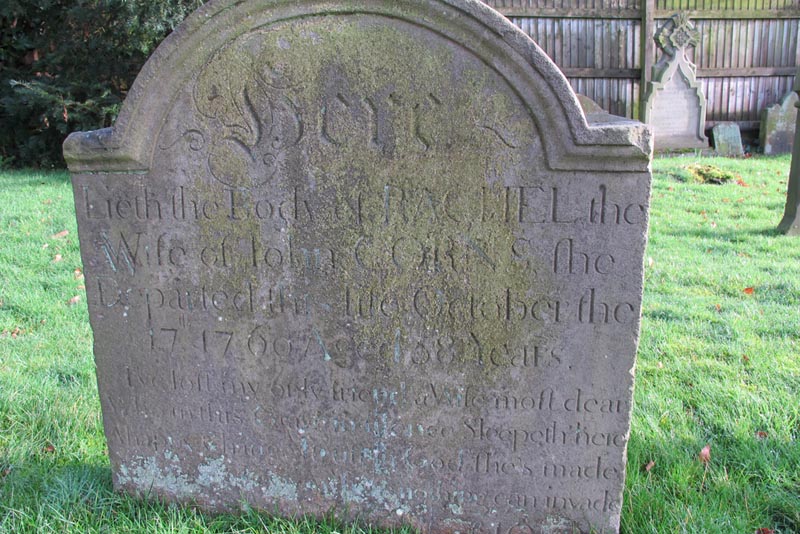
(643, 13), (708, 150)
(761, 90), (799, 155)
(64, 1), (653, 532)
(712, 123), (744, 157)
(576, 94), (605, 115)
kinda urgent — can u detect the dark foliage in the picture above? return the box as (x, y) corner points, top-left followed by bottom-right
(0, 0), (204, 168)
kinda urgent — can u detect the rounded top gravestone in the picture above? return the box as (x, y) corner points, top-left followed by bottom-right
(64, 1), (653, 533)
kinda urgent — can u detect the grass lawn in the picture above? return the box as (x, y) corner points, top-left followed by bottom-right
(1, 157), (798, 533)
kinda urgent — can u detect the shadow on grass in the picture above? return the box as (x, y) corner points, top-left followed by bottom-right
(664, 226), (784, 240)
(642, 308), (683, 323)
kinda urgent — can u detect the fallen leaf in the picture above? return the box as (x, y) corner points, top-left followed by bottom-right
(657, 361), (664, 369)
(10, 327), (22, 339)
(715, 303), (722, 312)
(644, 460), (655, 472)
(43, 444), (55, 454)
(0, 468), (9, 478)
(51, 230), (69, 239)
(53, 254), (62, 262)
(67, 295), (81, 306)
(647, 257), (655, 268)
(42, 243), (49, 249)
(698, 444), (711, 464)
(77, 285), (86, 290)
(743, 287), (755, 295)
(74, 269), (84, 281)
(42, 199), (53, 205)
(742, 355), (750, 363)
(755, 529), (775, 534)
(755, 431), (768, 440)
(710, 221), (717, 228)
(735, 178), (749, 187)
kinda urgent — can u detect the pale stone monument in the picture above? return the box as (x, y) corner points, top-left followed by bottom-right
(761, 90), (799, 155)
(64, 1), (653, 532)
(712, 123), (744, 157)
(643, 13), (708, 150)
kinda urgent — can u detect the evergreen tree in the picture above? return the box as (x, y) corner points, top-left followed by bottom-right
(0, 0), (204, 168)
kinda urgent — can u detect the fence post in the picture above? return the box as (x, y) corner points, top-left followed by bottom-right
(640, 0), (655, 121)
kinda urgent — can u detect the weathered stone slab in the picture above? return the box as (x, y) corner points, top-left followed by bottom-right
(643, 14), (708, 150)
(64, 1), (653, 532)
(712, 123), (744, 157)
(761, 91), (799, 155)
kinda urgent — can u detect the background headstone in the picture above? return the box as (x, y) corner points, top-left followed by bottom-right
(643, 13), (708, 151)
(712, 123), (744, 156)
(64, 1), (653, 532)
(761, 91), (799, 155)
(577, 94), (605, 115)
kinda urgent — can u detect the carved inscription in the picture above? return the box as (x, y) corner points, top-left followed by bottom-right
(82, 173), (645, 531)
(82, 183), (644, 227)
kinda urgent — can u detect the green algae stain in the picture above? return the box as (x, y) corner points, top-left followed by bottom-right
(147, 16), (568, 457)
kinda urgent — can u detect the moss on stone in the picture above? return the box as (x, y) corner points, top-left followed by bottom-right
(155, 14), (559, 389)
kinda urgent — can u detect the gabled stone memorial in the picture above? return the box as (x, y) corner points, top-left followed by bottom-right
(643, 13), (708, 151)
(64, 1), (652, 532)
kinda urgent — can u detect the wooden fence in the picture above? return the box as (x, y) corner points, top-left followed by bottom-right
(483, 0), (800, 131)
